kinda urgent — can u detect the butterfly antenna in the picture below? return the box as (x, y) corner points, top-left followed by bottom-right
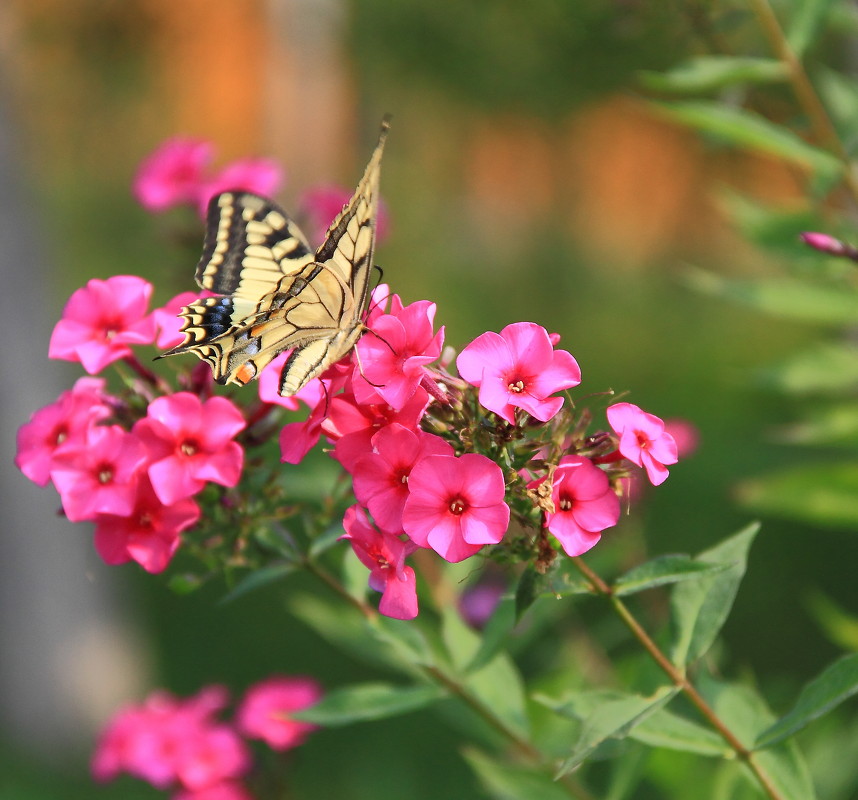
(352, 334), (386, 390)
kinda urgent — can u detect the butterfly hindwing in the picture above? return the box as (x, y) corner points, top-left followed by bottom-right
(162, 116), (390, 396)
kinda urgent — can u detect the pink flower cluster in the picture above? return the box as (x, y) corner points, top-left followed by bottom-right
(133, 137), (284, 217)
(92, 677), (321, 799)
(18, 277), (246, 572)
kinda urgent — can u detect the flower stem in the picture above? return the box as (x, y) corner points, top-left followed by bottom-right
(572, 557), (784, 800)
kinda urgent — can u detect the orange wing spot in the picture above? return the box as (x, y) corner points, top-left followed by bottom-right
(235, 362), (258, 384)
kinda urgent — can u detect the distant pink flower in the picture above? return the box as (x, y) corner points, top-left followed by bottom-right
(174, 781), (254, 800)
(236, 675), (323, 751)
(607, 402), (678, 486)
(340, 505), (419, 619)
(50, 425), (147, 522)
(173, 724), (250, 792)
(324, 386), (430, 470)
(538, 456), (620, 557)
(134, 393), (245, 504)
(49, 276), (157, 374)
(353, 424), (453, 534)
(402, 454), (510, 563)
(134, 138), (213, 212)
(457, 322), (581, 425)
(664, 418), (699, 459)
(15, 377), (113, 487)
(353, 300), (444, 410)
(93, 477), (200, 573)
(198, 158), (284, 217)
(459, 578), (505, 629)
(299, 184), (390, 248)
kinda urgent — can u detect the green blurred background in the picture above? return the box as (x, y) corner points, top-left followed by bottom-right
(3, 1), (856, 798)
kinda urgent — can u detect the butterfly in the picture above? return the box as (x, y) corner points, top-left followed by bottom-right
(161, 115), (390, 396)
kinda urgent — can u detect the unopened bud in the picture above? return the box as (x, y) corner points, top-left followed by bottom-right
(800, 232), (858, 261)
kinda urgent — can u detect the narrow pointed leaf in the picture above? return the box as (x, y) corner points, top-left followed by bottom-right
(292, 682), (445, 726)
(788, 0), (836, 58)
(466, 596), (517, 673)
(465, 649), (530, 739)
(463, 748), (571, 800)
(639, 56), (787, 94)
(755, 653), (858, 749)
(614, 554), (730, 596)
(219, 562), (296, 605)
(514, 566), (540, 621)
(629, 707), (731, 756)
(670, 524), (759, 667)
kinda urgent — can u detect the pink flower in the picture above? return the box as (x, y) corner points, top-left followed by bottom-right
(197, 158), (284, 217)
(173, 724), (251, 792)
(539, 456), (620, 557)
(50, 425), (147, 522)
(607, 402), (678, 486)
(353, 299), (444, 410)
(258, 352), (305, 411)
(236, 675), (323, 751)
(134, 393), (245, 504)
(402, 454), (510, 563)
(456, 322), (581, 425)
(800, 231), (858, 260)
(49, 276), (157, 374)
(133, 138), (214, 212)
(664, 418), (699, 459)
(15, 377), (113, 487)
(340, 505), (419, 619)
(94, 477), (200, 573)
(154, 291), (214, 350)
(299, 184), (389, 248)
(353, 424), (453, 534)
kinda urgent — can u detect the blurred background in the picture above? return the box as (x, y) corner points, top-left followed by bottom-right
(2, 1), (856, 798)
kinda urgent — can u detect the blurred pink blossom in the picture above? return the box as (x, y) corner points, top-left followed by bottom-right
(133, 138), (214, 212)
(236, 675), (323, 750)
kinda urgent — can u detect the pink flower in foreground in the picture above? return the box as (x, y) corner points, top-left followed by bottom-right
(353, 424), (453, 534)
(133, 137), (213, 212)
(198, 158), (284, 217)
(49, 276), (157, 374)
(340, 505), (419, 619)
(134, 393), (245, 504)
(50, 424), (147, 522)
(15, 377), (113, 487)
(539, 456), (620, 557)
(94, 477), (200, 573)
(353, 300), (444, 410)
(299, 184), (390, 248)
(402, 454), (510, 563)
(236, 675), (323, 751)
(457, 322), (581, 425)
(607, 402), (678, 486)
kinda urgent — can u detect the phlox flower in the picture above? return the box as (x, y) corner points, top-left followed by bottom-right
(456, 321), (581, 425)
(153, 291), (214, 350)
(134, 393), (245, 504)
(236, 675), (323, 751)
(340, 505), (419, 619)
(133, 137), (213, 212)
(353, 299), (444, 410)
(402, 453), (510, 563)
(49, 276), (157, 374)
(299, 184), (390, 248)
(50, 424), (147, 522)
(353, 423), (453, 534)
(197, 157), (284, 217)
(538, 455), (620, 557)
(15, 377), (113, 487)
(93, 477), (200, 573)
(607, 402), (678, 486)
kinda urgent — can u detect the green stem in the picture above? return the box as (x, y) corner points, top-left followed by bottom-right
(572, 557), (784, 800)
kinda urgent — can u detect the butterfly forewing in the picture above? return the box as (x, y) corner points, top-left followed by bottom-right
(162, 116), (390, 396)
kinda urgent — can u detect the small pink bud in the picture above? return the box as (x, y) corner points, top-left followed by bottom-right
(800, 232), (858, 261)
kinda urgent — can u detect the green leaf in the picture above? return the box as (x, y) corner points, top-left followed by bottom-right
(806, 590), (858, 650)
(515, 566), (540, 621)
(639, 56), (787, 94)
(670, 524), (759, 667)
(683, 268), (858, 326)
(738, 462), (858, 529)
(441, 606), (481, 672)
(293, 682), (445, 726)
(368, 614), (436, 668)
(756, 342), (858, 394)
(773, 403), (858, 447)
(787, 0), (836, 58)
(756, 653), (858, 749)
(466, 596), (517, 673)
(555, 687), (678, 776)
(628, 707), (731, 756)
(654, 101), (842, 179)
(167, 573), (207, 594)
(613, 554), (731, 597)
(218, 562), (296, 605)
(816, 66), (858, 146)
(308, 520), (348, 558)
(463, 748), (572, 800)
(464, 648), (530, 739)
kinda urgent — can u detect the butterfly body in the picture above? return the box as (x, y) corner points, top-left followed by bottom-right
(161, 117), (390, 396)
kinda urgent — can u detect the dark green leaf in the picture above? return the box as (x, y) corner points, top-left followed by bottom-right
(218, 562), (296, 605)
(369, 614), (436, 668)
(756, 653), (858, 749)
(168, 573), (206, 594)
(670, 524), (759, 667)
(639, 56), (786, 94)
(738, 462), (858, 529)
(463, 748), (572, 800)
(756, 342), (858, 394)
(515, 566), (540, 621)
(613, 554), (730, 596)
(293, 682), (445, 726)
(308, 520), (348, 558)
